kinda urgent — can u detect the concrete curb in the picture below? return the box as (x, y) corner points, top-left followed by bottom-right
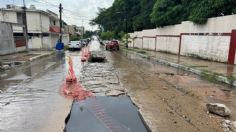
(29, 52), (54, 61)
(123, 49), (236, 87)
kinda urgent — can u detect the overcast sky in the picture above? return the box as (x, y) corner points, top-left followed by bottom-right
(0, 0), (114, 30)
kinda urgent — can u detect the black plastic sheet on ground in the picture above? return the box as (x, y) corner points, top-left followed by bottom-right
(64, 96), (151, 132)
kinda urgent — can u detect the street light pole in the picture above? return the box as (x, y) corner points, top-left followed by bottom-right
(116, 11), (128, 48)
(59, 3), (62, 43)
(125, 15), (128, 48)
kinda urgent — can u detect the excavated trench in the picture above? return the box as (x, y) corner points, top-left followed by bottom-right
(64, 96), (151, 132)
(63, 43), (151, 132)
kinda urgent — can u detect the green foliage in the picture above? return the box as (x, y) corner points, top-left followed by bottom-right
(93, 0), (236, 31)
(100, 31), (115, 40)
(118, 31), (125, 39)
(64, 45), (69, 51)
(151, 0), (236, 26)
(70, 34), (81, 41)
(92, 0), (156, 36)
(121, 34), (131, 47)
(83, 31), (95, 39)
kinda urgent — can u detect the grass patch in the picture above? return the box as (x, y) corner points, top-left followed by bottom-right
(200, 70), (236, 85)
(137, 50), (147, 54)
(123, 47), (147, 54)
(226, 75), (236, 85)
(64, 45), (69, 51)
(200, 70), (218, 83)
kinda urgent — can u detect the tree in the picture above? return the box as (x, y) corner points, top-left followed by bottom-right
(92, 0), (156, 36)
(70, 34), (81, 41)
(93, 0), (236, 32)
(100, 31), (115, 40)
(83, 31), (95, 38)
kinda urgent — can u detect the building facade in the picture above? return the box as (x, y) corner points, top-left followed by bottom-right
(0, 5), (69, 53)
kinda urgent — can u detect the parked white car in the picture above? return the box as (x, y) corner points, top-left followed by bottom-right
(68, 41), (83, 51)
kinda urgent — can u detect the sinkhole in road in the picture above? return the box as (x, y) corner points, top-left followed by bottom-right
(64, 96), (151, 132)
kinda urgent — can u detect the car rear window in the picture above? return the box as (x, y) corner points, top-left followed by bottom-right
(111, 41), (118, 44)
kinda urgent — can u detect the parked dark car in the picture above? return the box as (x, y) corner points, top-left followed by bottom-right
(81, 39), (90, 46)
(105, 40), (119, 51)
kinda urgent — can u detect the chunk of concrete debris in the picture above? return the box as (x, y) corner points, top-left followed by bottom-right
(222, 120), (231, 132)
(105, 90), (125, 96)
(2, 65), (10, 70)
(230, 121), (236, 132)
(88, 51), (106, 62)
(206, 103), (231, 117)
(225, 120), (231, 125)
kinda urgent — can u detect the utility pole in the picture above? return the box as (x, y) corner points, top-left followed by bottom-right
(125, 8), (128, 48)
(82, 19), (84, 39)
(59, 3), (63, 43)
(125, 16), (128, 48)
(22, 0), (29, 51)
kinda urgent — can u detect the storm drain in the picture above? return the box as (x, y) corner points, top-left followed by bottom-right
(64, 96), (151, 132)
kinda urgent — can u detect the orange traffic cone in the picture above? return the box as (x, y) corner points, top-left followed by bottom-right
(66, 56), (77, 83)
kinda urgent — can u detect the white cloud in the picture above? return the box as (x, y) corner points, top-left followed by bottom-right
(0, 0), (114, 30)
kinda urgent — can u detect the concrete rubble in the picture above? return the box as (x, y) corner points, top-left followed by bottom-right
(222, 120), (236, 132)
(206, 103), (231, 117)
(231, 121), (236, 132)
(80, 62), (126, 96)
(223, 120), (232, 132)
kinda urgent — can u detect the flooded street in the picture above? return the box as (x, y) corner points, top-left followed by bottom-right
(0, 38), (236, 132)
(0, 54), (73, 131)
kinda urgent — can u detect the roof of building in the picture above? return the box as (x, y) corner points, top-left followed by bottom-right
(0, 7), (59, 20)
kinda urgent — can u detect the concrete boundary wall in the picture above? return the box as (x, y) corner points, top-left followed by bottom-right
(129, 15), (236, 64)
(181, 34), (231, 63)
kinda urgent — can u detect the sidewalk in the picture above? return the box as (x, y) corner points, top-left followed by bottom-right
(123, 47), (236, 86)
(0, 51), (54, 71)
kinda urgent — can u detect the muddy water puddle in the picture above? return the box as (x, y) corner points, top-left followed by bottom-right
(65, 96), (150, 132)
(0, 53), (73, 132)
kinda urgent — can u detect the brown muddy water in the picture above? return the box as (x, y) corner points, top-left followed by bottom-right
(107, 50), (236, 132)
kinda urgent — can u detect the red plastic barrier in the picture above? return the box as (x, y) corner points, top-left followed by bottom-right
(60, 81), (93, 101)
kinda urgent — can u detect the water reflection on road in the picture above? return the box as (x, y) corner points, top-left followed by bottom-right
(0, 51), (83, 131)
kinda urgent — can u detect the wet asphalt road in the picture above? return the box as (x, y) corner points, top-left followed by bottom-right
(0, 53), (72, 132)
(0, 38), (122, 132)
(0, 38), (236, 132)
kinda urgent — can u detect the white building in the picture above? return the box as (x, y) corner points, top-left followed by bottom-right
(0, 4), (69, 51)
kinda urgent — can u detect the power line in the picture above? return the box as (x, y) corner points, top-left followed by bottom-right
(29, 0), (90, 18)
(63, 12), (91, 20)
(31, 0), (58, 7)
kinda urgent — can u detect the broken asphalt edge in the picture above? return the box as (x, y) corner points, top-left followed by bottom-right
(122, 48), (236, 87)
